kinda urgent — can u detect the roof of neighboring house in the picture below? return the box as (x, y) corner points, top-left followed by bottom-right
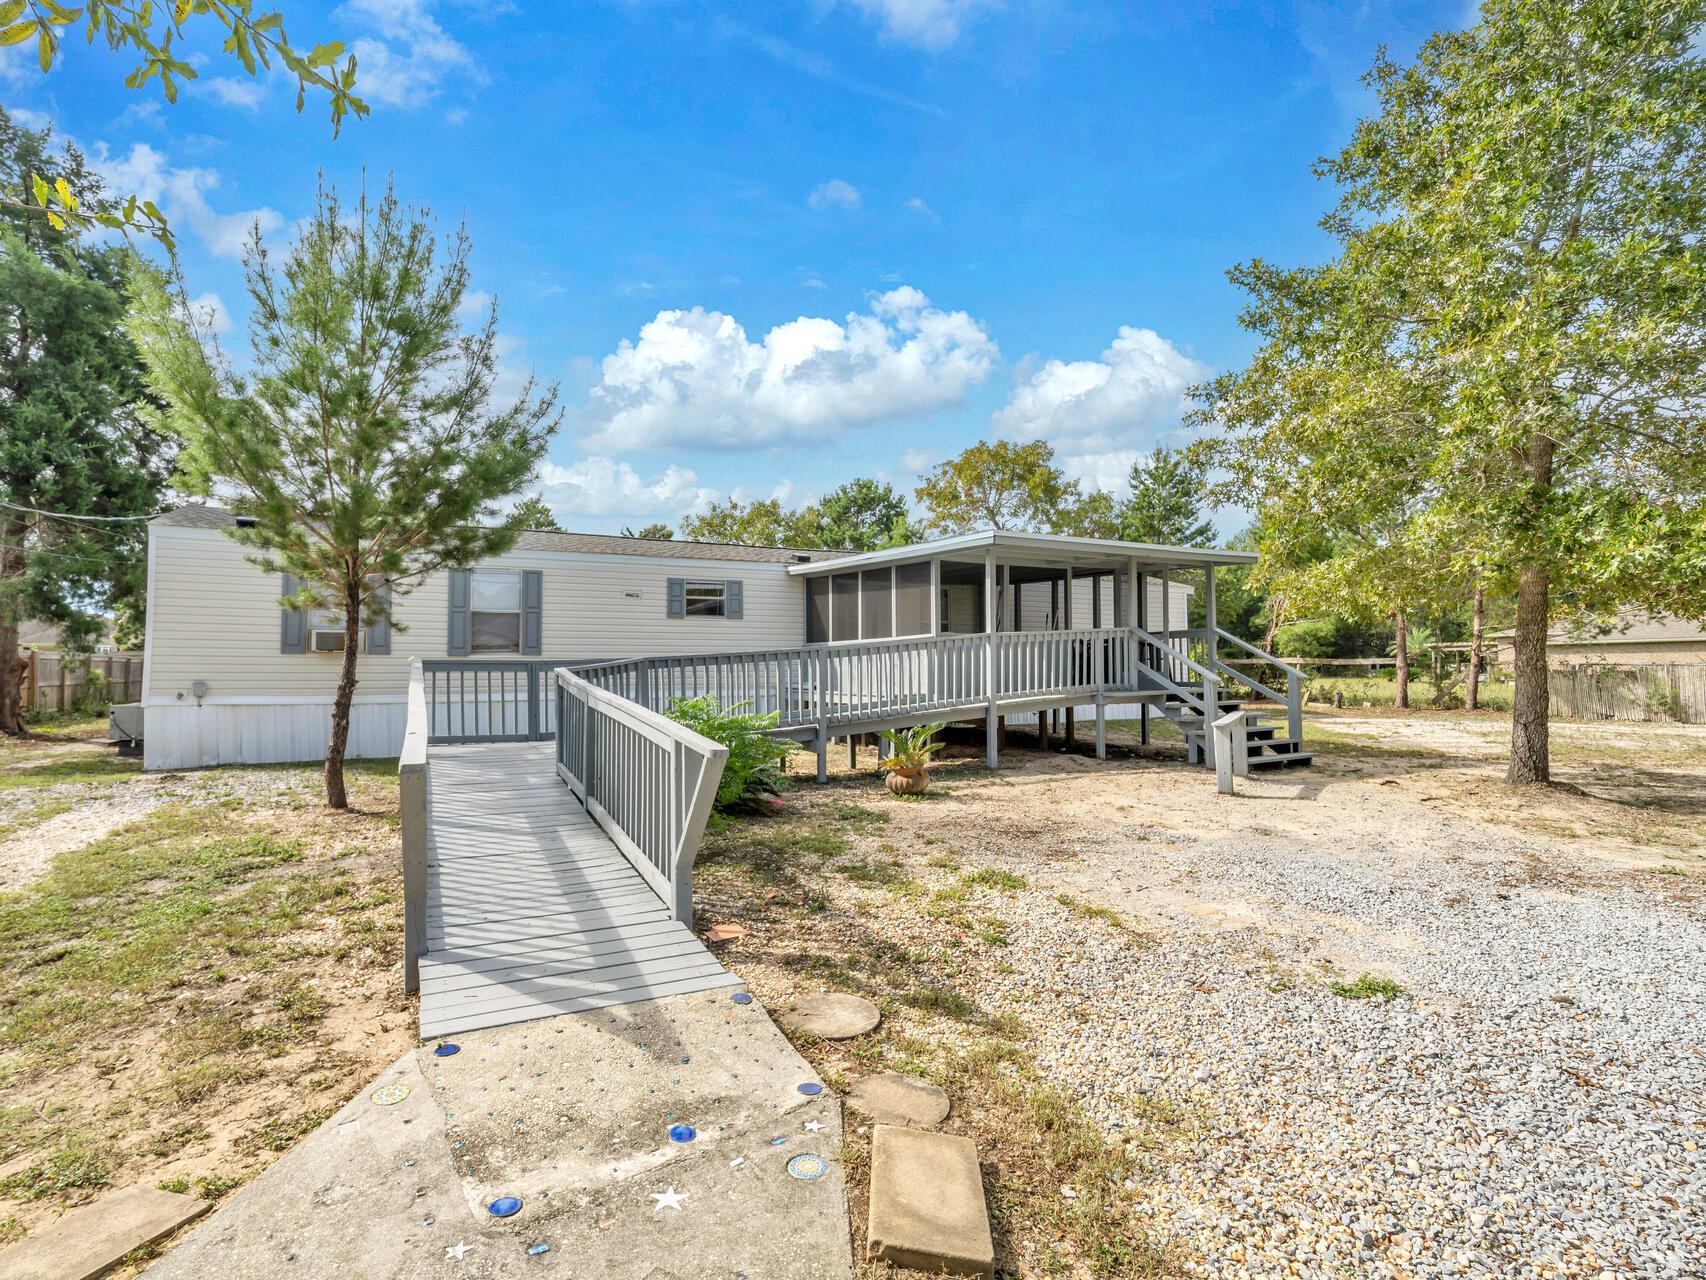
(1488, 612), (1706, 646)
(150, 505), (852, 566)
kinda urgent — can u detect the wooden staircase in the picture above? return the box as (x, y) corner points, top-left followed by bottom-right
(1161, 693), (1315, 772)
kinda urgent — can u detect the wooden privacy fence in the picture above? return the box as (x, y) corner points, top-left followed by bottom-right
(1549, 663), (1706, 724)
(21, 651), (144, 713)
(553, 666), (727, 924)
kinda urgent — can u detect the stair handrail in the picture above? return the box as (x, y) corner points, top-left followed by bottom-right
(1212, 627), (1304, 743)
(1128, 626), (1222, 769)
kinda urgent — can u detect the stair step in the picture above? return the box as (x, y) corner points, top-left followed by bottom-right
(1247, 752), (1315, 770)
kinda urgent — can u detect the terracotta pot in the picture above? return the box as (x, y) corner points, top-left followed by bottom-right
(884, 767), (929, 795)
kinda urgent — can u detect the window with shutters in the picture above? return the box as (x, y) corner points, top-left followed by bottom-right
(684, 579), (726, 617)
(470, 569), (523, 652)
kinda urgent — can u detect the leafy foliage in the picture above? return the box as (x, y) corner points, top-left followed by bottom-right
(1189, 0), (1706, 782)
(128, 180), (560, 806)
(678, 477), (916, 550)
(510, 495), (562, 531)
(915, 439), (1081, 534)
(877, 723), (946, 771)
(0, 109), (173, 735)
(665, 696), (793, 813)
(4, 1), (366, 246)
(621, 522), (673, 540)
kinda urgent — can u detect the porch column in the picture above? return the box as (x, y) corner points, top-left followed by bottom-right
(1130, 556), (1146, 746)
(984, 547), (998, 768)
(1160, 568), (1172, 640)
(1204, 565), (1218, 676)
(929, 557), (941, 635)
(1063, 567), (1075, 747)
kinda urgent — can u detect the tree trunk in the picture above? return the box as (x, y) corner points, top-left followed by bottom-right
(1466, 586), (1485, 712)
(1394, 609), (1409, 709)
(1507, 429), (1555, 785)
(0, 518), (25, 736)
(1506, 564), (1551, 785)
(0, 620), (21, 736)
(324, 580), (362, 810)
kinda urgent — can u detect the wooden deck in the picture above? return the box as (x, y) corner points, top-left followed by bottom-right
(418, 742), (740, 1037)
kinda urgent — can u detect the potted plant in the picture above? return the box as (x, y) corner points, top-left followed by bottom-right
(878, 723), (946, 794)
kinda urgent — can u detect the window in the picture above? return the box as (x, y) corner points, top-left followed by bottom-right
(470, 569), (523, 652)
(684, 580), (726, 618)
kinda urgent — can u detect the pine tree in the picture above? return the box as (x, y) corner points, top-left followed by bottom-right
(1117, 448), (1215, 547)
(0, 109), (173, 735)
(129, 181), (560, 807)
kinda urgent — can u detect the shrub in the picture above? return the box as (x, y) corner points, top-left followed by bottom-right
(666, 696), (793, 814)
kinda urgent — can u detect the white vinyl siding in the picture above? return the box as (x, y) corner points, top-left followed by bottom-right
(143, 525), (810, 707)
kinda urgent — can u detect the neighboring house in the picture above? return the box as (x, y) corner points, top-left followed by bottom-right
(1488, 612), (1706, 668)
(140, 506), (1201, 771)
(18, 618), (121, 654)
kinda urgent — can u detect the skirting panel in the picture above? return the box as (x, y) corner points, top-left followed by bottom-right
(142, 700), (409, 771)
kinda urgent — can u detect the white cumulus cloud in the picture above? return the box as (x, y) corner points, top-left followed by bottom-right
(578, 286), (999, 453)
(196, 76), (267, 109)
(92, 142), (282, 259)
(337, 0), (476, 108)
(536, 458), (719, 522)
(903, 196), (938, 221)
(992, 326), (1209, 458)
(840, 0), (995, 51)
(808, 178), (862, 210)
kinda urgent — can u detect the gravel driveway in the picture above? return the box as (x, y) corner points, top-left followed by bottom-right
(896, 734), (1705, 1280)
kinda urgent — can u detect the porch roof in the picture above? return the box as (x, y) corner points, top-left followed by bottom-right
(785, 529), (1256, 578)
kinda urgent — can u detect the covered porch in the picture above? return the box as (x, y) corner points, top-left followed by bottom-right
(777, 530), (1304, 775)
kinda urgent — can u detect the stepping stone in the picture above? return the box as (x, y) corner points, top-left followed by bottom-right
(776, 992), (880, 1040)
(867, 1125), (993, 1277)
(847, 1072), (950, 1127)
(0, 1183), (210, 1280)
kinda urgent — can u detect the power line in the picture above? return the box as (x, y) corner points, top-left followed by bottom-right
(0, 498), (168, 522)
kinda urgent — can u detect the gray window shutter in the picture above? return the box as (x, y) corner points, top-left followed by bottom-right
(521, 569), (543, 655)
(724, 578), (743, 620)
(366, 580), (392, 655)
(666, 577), (685, 619)
(280, 573), (306, 654)
(447, 569), (471, 656)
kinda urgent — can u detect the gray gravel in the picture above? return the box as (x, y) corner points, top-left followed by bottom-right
(974, 824), (1705, 1279)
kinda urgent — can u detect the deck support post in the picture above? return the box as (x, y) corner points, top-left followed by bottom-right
(815, 647), (830, 783)
(847, 735), (857, 769)
(984, 547), (998, 769)
(1038, 707), (1049, 751)
(1094, 695), (1106, 759)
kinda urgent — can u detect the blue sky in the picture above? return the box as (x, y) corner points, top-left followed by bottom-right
(6, 0), (1469, 536)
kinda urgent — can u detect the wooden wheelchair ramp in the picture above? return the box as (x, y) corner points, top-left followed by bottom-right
(418, 742), (739, 1038)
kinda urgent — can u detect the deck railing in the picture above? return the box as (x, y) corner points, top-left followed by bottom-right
(553, 666), (728, 923)
(421, 658), (562, 743)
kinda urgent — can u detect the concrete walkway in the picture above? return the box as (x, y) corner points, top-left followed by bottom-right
(143, 990), (852, 1280)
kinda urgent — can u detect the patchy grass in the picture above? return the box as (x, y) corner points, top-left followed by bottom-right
(0, 738), (410, 1241)
(964, 868), (1027, 892)
(1303, 674), (1517, 712)
(1054, 892), (1125, 927)
(1327, 973), (1408, 1000)
(691, 782), (1186, 1278)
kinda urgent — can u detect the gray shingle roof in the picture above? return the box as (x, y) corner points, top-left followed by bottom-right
(150, 505), (850, 565)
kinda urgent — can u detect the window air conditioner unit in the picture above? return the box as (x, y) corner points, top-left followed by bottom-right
(309, 628), (363, 653)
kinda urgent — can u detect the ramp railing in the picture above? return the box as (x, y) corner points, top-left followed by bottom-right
(553, 666), (728, 923)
